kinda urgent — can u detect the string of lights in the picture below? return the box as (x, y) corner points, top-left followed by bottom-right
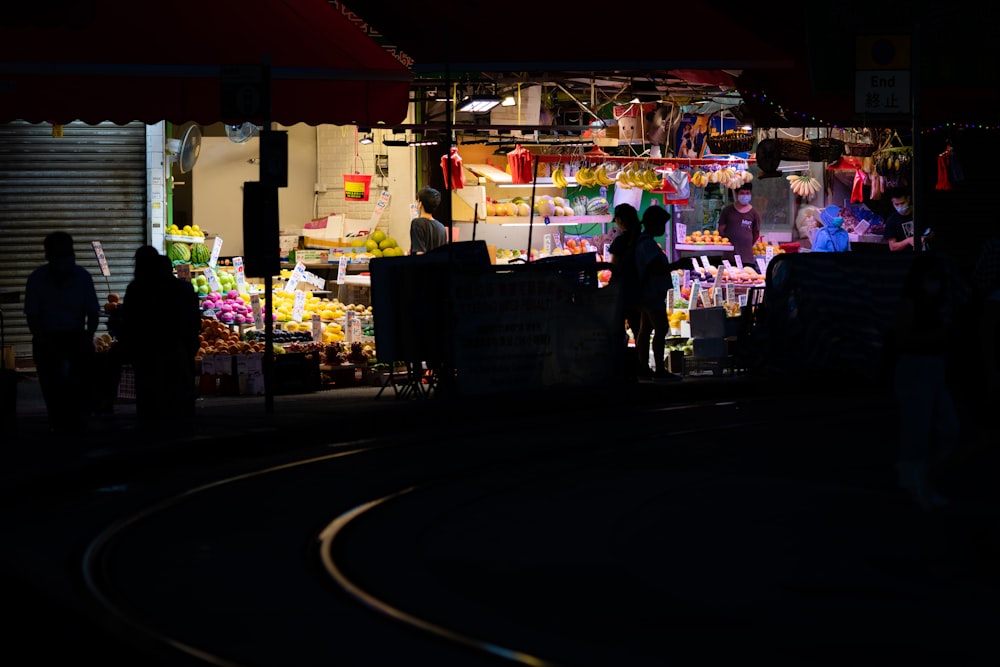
(739, 89), (1000, 135)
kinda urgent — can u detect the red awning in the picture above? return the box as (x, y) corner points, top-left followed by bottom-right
(0, 0), (413, 126)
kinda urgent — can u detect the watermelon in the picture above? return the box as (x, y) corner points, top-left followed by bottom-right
(586, 197), (610, 215)
(190, 242), (211, 265)
(167, 242), (191, 263)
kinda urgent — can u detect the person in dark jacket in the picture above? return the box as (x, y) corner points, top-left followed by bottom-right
(608, 203), (642, 382)
(119, 245), (202, 425)
(23, 231), (101, 435)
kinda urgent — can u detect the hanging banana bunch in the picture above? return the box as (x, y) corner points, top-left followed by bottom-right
(616, 162), (638, 189)
(593, 163), (614, 187)
(575, 165), (596, 187)
(786, 173), (822, 197)
(552, 165), (568, 188)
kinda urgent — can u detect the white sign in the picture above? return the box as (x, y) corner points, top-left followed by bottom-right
(209, 236), (224, 267)
(91, 241), (111, 277)
(855, 71), (910, 114)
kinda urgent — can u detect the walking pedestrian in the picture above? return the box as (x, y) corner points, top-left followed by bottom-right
(23, 231), (101, 435)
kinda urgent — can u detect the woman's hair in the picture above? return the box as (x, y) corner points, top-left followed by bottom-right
(614, 203), (640, 233)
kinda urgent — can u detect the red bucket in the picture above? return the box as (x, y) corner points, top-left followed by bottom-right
(343, 173), (372, 202)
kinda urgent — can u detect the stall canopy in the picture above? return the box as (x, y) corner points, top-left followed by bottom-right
(0, 0), (413, 127)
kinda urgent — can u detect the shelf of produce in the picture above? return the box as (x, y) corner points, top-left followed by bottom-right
(458, 215), (612, 226)
(165, 234), (206, 244)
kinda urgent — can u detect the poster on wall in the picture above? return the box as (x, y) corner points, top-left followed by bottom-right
(676, 114), (712, 159)
(677, 113), (741, 158)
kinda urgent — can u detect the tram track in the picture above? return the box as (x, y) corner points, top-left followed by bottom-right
(71, 395), (872, 667)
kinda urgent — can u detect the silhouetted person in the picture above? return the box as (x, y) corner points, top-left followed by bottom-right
(635, 205), (681, 381)
(120, 246), (202, 424)
(608, 203), (642, 382)
(23, 231), (100, 435)
(892, 252), (961, 510)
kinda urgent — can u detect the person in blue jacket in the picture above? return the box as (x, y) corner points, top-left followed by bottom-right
(812, 213), (851, 253)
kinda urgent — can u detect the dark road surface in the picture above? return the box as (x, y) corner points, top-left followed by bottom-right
(2, 375), (1000, 666)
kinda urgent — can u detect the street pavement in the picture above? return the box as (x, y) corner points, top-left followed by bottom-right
(2, 368), (1000, 666)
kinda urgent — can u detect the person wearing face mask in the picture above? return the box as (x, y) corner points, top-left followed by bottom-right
(882, 187), (918, 252)
(717, 183), (761, 266)
(811, 208), (851, 253)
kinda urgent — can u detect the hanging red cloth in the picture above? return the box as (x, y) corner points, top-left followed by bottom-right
(851, 169), (866, 203)
(440, 146), (466, 190)
(507, 144), (534, 184)
(935, 152), (953, 190)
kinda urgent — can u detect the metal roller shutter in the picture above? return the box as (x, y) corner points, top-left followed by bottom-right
(0, 121), (147, 363)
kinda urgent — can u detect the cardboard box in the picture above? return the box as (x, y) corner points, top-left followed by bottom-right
(290, 249), (328, 263)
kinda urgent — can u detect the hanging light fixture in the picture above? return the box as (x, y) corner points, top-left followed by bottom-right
(358, 133), (374, 145)
(501, 94), (517, 107)
(458, 94), (502, 113)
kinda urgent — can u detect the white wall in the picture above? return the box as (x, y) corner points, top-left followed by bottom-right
(192, 125), (317, 256)
(314, 125), (414, 251)
(191, 118), (416, 256)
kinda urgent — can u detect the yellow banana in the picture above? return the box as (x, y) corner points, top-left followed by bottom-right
(647, 170), (660, 190)
(617, 167), (634, 188)
(596, 164), (612, 187)
(552, 167), (567, 189)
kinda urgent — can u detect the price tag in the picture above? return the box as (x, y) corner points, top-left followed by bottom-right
(203, 266), (222, 293)
(209, 237), (224, 268)
(726, 282), (735, 304)
(756, 257), (768, 274)
(337, 256), (348, 285)
(603, 243), (611, 263)
(311, 313), (322, 341)
(738, 293), (748, 307)
(284, 262), (307, 293)
(543, 234), (553, 254)
(345, 310), (356, 343)
(91, 241), (112, 277)
(701, 288), (712, 309)
(372, 190), (391, 221)
(671, 271), (681, 293)
(666, 288), (674, 313)
(765, 245), (775, 263)
(721, 259), (733, 275)
(302, 270), (325, 290)
(233, 256), (246, 292)
(735, 254), (744, 270)
(689, 280), (701, 309)
(700, 255), (712, 271)
(714, 289), (723, 307)
(410, 201), (420, 219)
(690, 258), (700, 272)
(250, 294), (264, 330)
(675, 222), (687, 243)
(292, 290), (306, 322)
